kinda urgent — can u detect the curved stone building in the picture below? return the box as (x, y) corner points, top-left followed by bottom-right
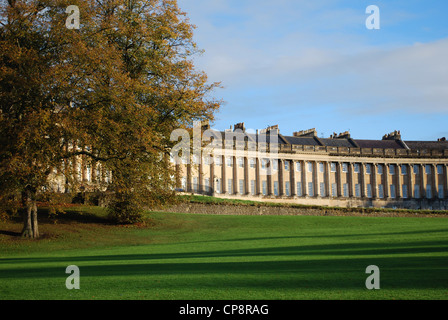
(175, 122), (448, 210)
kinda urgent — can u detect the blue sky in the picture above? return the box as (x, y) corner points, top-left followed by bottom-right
(178, 0), (448, 140)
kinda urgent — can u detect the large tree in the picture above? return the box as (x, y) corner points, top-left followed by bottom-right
(0, 0), (221, 237)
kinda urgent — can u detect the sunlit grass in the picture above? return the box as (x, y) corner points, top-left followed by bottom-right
(1, 206), (447, 300)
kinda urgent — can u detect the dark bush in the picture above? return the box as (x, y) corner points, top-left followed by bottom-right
(107, 194), (143, 224)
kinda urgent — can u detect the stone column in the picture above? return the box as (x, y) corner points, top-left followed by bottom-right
(384, 164), (389, 199)
(314, 161), (319, 197)
(336, 161), (342, 197)
(256, 157), (261, 195)
(221, 155), (226, 194)
(409, 164), (415, 199)
(198, 157), (203, 193)
(186, 162), (192, 192)
(279, 159), (284, 196)
(302, 160), (308, 197)
(433, 164), (439, 199)
(210, 155), (215, 194)
(422, 164), (428, 198)
(361, 163), (367, 198)
(244, 157), (249, 195)
(325, 161), (331, 198)
(348, 162), (354, 198)
(372, 164), (378, 199)
(445, 164), (448, 199)
(267, 159), (273, 195)
(396, 164), (402, 199)
(290, 160), (296, 196)
(233, 156), (238, 194)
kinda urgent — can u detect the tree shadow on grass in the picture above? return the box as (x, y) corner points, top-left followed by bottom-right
(0, 254), (447, 291)
(0, 207), (112, 239)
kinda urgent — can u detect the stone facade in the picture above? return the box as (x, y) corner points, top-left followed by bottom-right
(174, 123), (448, 210)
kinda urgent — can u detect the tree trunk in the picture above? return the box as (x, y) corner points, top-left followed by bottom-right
(21, 188), (39, 239)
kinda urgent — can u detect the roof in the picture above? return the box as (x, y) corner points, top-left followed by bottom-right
(405, 141), (448, 151)
(207, 128), (448, 151)
(353, 139), (405, 149)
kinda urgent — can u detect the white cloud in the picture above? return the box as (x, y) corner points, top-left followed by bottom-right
(179, 0), (448, 136)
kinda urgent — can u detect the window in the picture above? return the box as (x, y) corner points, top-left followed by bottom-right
(193, 177), (198, 192)
(215, 156), (222, 166)
(262, 180), (267, 196)
(226, 157), (233, 167)
(228, 179), (233, 194)
(389, 164), (395, 175)
(426, 185), (432, 198)
(355, 184), (361, 197)
(272, 160), (278, 171)
(437, 164), (443, 175)
(319, 162), (324, 173)
(285, 181), (290, 196)
(390, 184), (396, 198)
(308, 182), (314, 197)
(262, 159), (268, 169)
(367, 184), (372, 198)
(414, 185), (420, 198)
(205, 178), (210, 192)
(378, 184), (384, 198)
(86, 165), (91, 182)
(320, 182), (325, 197)
(296, 182), (303, 196)
(343, 183), (349, 197)
(365, 164), (371, 174)
(239, 179), (244, 194)
(438, 185), (444, 199)
(331, 183), (337, 197)
(425, 165), (431, 175)
(307, 162), (313, 173)
(377, 164), (383, 175)
(203, 156), (210, 165)
(181, 176), (187, 190)
(296, 162), (302, 172)
(215, 179), (221, 194)
(274, 181), (279, 196)
(192, 154), (199, 165)
(401, 165), (407, 175)
(413, 164), (419, 174)
(342, 163), (348, 173)
(250, 158), (256, 168)
(331, 162), (337, 172)
(402, 184), (408, 198)
(285, 160), (290, 171)
(354, 163), (360, 173)
(251, 180), (256, 195)
(238, 157), (244, 168)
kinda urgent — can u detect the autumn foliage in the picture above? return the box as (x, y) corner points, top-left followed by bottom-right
(0, 0), (221, 235)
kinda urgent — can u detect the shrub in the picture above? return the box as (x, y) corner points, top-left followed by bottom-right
(107, 194), (143, 224)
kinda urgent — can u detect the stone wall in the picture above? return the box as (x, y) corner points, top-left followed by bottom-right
(155, 202), (448, 218)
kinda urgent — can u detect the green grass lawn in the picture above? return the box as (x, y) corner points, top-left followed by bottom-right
(1, 206), (448, 300)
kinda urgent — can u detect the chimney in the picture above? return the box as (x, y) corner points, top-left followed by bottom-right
(334, 131), (350, 139)
(293, 128), (317, 137)
(234, 122), (245, 132)
(382, 130), (401, 140)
